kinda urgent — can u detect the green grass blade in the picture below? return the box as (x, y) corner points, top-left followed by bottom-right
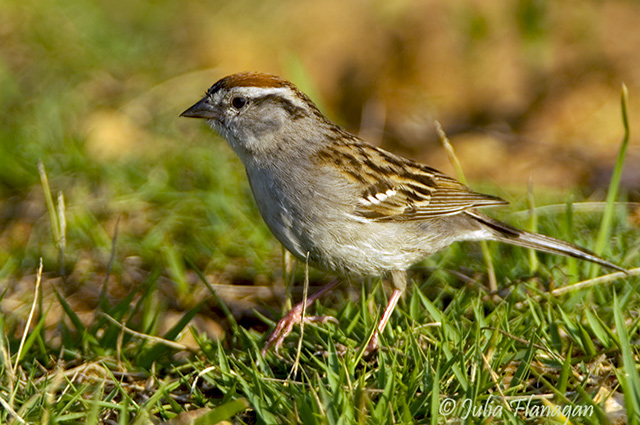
(430, 366), (440, 425)
(593, 85), (630, 268)
(52, 285), (86, 335)
(86, 384), (104, 425)
(159, 300), (207, 341)
(557, 344), (572, 395)
(510, 337), (536, 389)
(16, 313), (47, 364)
(585, 309), (612, 349)
(137, 299), (207, 368)
(527, 179), (539, 273)
(193, 398), (250, 424)
(163, 244), (189, 298)
(614, 293), (640, 424)
(38, 161), (60, 248)
(186, 257), (238, 331)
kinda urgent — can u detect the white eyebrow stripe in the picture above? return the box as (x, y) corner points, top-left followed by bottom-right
(232, 87), (303, 105)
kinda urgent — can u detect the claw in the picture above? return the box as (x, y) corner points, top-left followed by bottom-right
(261, 311), (338, 355)
(364, 334), (380, 356)
(261, 279), (341, 356)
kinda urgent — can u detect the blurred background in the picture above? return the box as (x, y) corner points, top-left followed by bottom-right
(1, 0), (639, 331)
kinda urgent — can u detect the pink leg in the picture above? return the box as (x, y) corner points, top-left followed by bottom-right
(262, 279), (340, 355)
(366, 270), (407, 354)
(366, 288), (403, 353)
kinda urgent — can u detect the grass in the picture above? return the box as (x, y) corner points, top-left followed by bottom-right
(4, 251), (640, 424)
(1, 89), (639, 424)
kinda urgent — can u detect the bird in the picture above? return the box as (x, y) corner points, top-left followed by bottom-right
(180, 72), (626, 354)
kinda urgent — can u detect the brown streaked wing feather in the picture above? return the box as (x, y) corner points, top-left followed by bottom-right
(394, 173), (508, 220)
(315, 141), (507, 221)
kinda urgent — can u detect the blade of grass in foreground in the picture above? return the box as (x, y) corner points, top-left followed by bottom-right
(430, 366), (439, 425)
(436, 121), (497, 291)
(526, 179), (539, 273)
(52, 285), (87, 335)
(187, 257), (238, 332)
(137, 298), (208, 369)
(191, 398), (249, 425)
(613, 294), (640, 425)
(592, 84), (630, 275)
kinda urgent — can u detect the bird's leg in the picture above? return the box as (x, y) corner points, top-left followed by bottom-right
(262, 279), (340, 355)
(365, 270), (406, 354)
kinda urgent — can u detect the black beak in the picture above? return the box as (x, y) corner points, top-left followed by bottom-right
(180, 97), (219, 119)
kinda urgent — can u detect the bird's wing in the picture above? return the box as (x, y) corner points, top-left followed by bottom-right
(315, 141), (507, 221)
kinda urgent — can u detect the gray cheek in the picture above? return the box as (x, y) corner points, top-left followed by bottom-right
(252, 114), (284, 135)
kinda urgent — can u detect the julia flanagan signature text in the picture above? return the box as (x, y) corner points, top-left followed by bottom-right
(439, 394), (594, 421)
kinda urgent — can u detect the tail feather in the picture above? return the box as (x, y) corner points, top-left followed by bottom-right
(467, 211), (627, 273)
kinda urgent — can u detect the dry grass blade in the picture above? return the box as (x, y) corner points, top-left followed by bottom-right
(511, 202), (640, 218)
(56, 192), (66, 276)
(435, 120), (498, 293)
(190, 366), (218, 395)
(513, 268), (640, 310)
(290, 252), (310, 380)
(550, 267), (640, 297)
(480, 351), (513, 413)
(101, 313), (192, 351)
(0, 397), (26, 425)
(435, 121), (466, 184)
(482, 326), (564, 363)
(14, 258), (43, 375)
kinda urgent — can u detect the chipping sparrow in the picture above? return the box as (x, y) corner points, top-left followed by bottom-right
(181, 72), (626, 354)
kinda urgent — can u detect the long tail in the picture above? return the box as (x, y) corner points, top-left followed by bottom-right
(467, 211), (627, 273)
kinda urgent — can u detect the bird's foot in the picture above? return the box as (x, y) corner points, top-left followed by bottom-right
(363, 333), (380, 356)
(261, 308), (338, 356)
(261, 279), (341, 356)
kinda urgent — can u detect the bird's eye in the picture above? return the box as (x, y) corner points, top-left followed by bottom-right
(231, 96), (247, 109)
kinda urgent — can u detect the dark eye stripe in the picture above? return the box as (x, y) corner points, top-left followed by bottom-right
(252, 94), (309, 119)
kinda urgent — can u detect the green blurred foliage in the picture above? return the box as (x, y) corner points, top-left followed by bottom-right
(0, 0), (638, 283)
